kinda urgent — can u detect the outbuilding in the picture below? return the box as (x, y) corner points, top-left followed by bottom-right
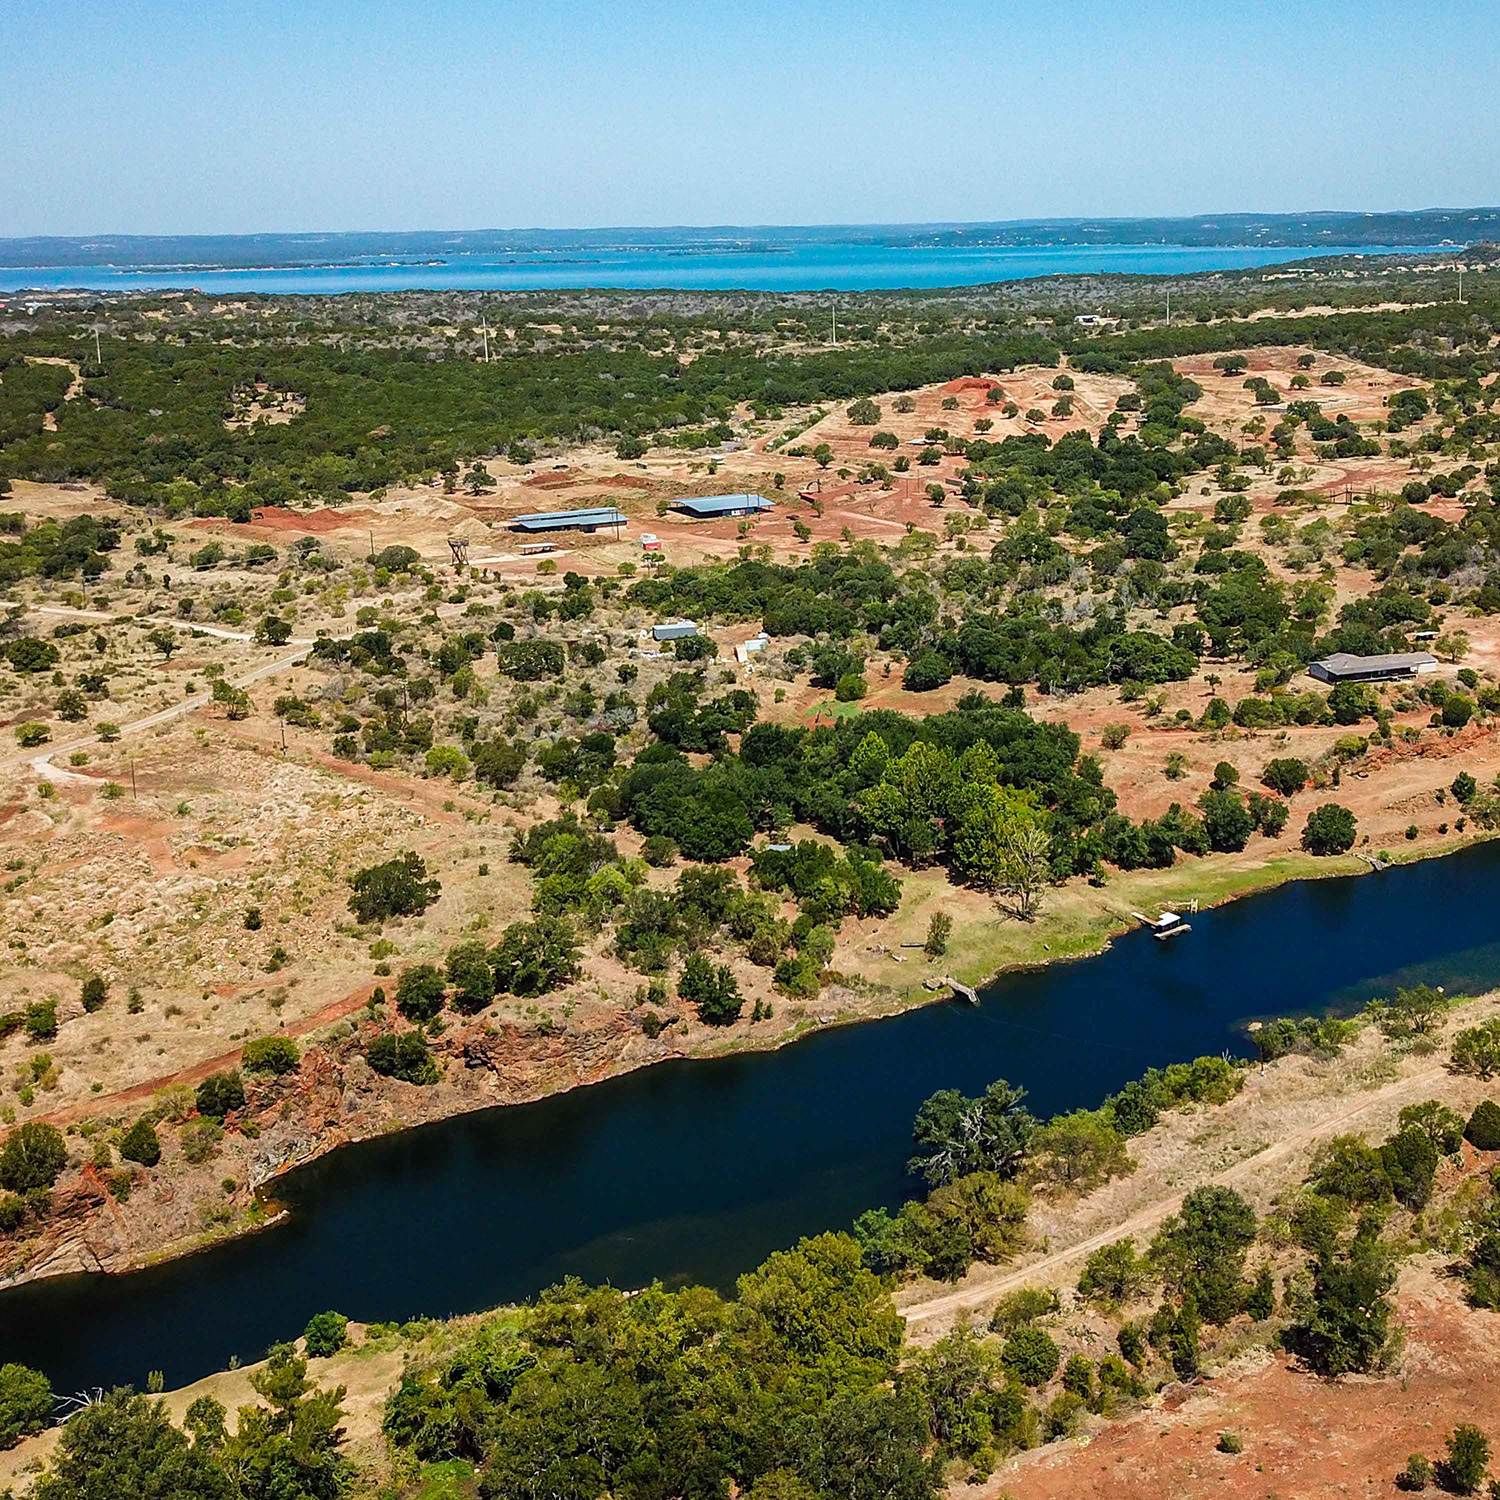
(508, 507), (627, 536)
(1308, 651), (1438, 684)
(670, 493), (774, 519)
(651, 619), (698, 642)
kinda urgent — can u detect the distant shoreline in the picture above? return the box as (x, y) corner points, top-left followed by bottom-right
(0, 240), (1461, 296)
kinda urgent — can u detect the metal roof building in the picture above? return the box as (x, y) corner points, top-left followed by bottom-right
(508, 507), (627, 534)
(651, 620), (699, 641)
(1309, 651), (1438, 684)
(670, 493), (775, 518)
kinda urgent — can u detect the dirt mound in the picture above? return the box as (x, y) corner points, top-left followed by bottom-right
(522, 472), (580, 489)
(249, 506), (377, 533)
(943, 376), (999, 394)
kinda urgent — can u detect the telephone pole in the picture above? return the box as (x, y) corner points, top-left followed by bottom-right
(831, 300), (837, 347)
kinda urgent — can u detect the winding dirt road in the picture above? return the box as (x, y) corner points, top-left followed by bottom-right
(899, 1060), (1449, 1333)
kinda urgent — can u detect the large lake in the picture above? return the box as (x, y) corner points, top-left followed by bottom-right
(0, 843), (1495, 1394)
(0, 243), (1428, 295)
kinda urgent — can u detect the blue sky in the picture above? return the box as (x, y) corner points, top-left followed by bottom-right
(5, 0), (1499, 235)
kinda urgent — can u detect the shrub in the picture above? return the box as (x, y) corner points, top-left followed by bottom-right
(1380, 1126), (1438, 1210)
(1217, 1431), (1244, 1455)
(1466, 1100), (1500, 1151)
(924, 911), (953, 959)
(241, 1035), (300, 1075)
(1443, 1424), (1490, 1494)
(988, 1287), (1059, 1335)
(194, 1070), (245, 1122)
(179, 1119), (223, 1165)
(366, 1031), (440, 1085)
(302, 1310), (349, 1358)
(1397, 1454), (1432, 1491)
(79, 974), (108, 1013)
(1001, 1325), (1060, 1387)
(1452, 1021), (1500, 1079)
(119, 1118), (161, 1167)
(0, 1362), (53, 1449)
(1078, 1238), (1155, 1304)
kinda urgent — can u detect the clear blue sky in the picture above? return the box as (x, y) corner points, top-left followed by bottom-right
(5, 0), (1499, 236)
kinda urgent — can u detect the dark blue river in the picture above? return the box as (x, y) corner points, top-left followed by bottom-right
(3, 844), (1497, 1393)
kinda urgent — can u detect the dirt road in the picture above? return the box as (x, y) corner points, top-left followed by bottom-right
(899, 1060), (1449, 1333)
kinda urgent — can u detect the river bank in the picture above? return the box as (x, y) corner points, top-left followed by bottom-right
(7, 981), (1498, 1496)
(0, 832), (1484, 1299)
(3, 834), (1499, 1391)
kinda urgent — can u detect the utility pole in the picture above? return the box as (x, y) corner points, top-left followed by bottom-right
(1165, 290), (1170, 328)
(831, 300), (837, 347)
(130, 759), (137, 799)
(1459, 268), (1465, 305)
(481, 317), (491, 362)
(94, 327), (102, 365)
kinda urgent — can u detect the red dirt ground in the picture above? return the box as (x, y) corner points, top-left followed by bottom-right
(984, 1265), (1500, 1500)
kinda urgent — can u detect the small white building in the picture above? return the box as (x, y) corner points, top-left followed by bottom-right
(651, 619), (698, 642)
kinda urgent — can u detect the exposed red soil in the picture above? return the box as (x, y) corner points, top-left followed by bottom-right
(29, 981), (380, 1131)
(986, 1267), (1500, 1500)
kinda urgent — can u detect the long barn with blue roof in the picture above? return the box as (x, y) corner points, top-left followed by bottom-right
(670, 493), (775, 519)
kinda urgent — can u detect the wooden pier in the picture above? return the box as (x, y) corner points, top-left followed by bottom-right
(925, 975), (980, 1004)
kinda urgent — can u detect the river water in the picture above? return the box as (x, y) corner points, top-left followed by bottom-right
(1, 844), (1496, 1393)
(0, 243), (1429, 295)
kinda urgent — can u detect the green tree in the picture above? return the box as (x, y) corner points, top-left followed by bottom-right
(1301, 803), (1357, 856)
(924, 911), (952, 959)
(119, 1118), (162, 1167)
(395, 964), (446, 1023)
(1077, 1238), (1155, 1305)
(1150, 1185), (1256, 1325)
(366, 1031), (439, 1085)
(1000, 1325), (1059, 1387)
(0, 1122), (67, 1192)
(194, 1070), (245, 1122)
(1198, 789), (1254, 853)
(347, 851), (440, 923)
(1261, 757), (1308, 795)
(80, 974), (109, 1013)
(909, 1080), (1034, 1187)
(445, 940), (495, 1014)
(679, 952), (744, 1026)
(491, 916), (582, 998)
(255, 615), (293, 646)
(1380, 1126), (1438, 1210)
(302, 1311), (349, 1359)
(0, 1362), (53, 1449)
(32, 1391), (234, 1500)
(1292, 1220), (1396, 1376)
(1030, 1109), (1132, 1191)
(1465, 1099), (1500, 1150)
